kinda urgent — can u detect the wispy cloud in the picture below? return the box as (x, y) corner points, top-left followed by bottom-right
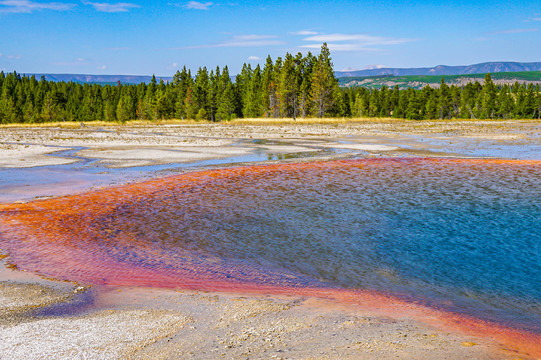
(82, 1), (139, 12)
(489, 28), (538, 35)
(7, 54), (22, 59)
(192, 34), (283, 48)
(185, 1), (212, 10)
(247, 55), (260, 61)
(97, 65), (107, 70)
(304, 33), (418, 46)
(299, 33), (419, 52)
(106, 46), (130, 50)
(291, 30), (318, 36)
(0, 0), (75, 13)
(300, 43), (379, 52)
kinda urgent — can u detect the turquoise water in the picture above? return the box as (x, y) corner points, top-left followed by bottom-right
(104, 159), (541, 332)
(2, 158), (540, 334)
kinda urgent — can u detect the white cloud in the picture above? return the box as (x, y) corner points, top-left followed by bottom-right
(304, 33), (417, 46)
(291, 30), (318, 36)
(0, 0), (75, 13)
(489, 28), (538, 35)
(172, 62), (178, 67)
(299, 33), (419, 52)
(193, 34), (283, 48)
(0, 53), (3, 57)
(82, 1), (139, 12)
(247, 56), (260, 61)
(185, 1), (212, 10)
(97, 65), (107, 70)
(300, 43), (382, 52)
(7, 54), (22, 59)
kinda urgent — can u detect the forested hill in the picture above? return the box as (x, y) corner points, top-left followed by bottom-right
(339, 71), (541, 90)
(1, 44), (541, 123)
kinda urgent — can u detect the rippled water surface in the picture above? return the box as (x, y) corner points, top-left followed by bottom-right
(1, 158), (540, 333)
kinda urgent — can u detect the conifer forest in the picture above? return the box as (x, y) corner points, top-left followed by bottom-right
(1, 44), (540, 124)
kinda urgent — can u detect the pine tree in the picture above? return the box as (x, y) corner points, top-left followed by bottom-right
(116, 87), (134, 123)
(143, 77), (157, 120)
(515, 84), (527, 118)
(193, 67), (210, 119)
(184, 86), (197, 119)
(245, 65), (263, 118)
(425, 90), (438, 119)
(40, 91), (59, 122)
(353, 90), (369, 117)
(368, 89), (380, 117)
(438, 78), (451, 119)
(405, 88), (422, 120)
(480, 73), (497, 118)
(272, 57), (283, 118)
(535, 85), (541, 119)
(261, 56), (275, 117)
(277, 53), (298, 118)
(215, 66), (235, 121)
(497, 85), (514, 119)
(309, 43), (339, 117)
(523, 84), (536, 118)
(460, 83), (477, 119)
(156, 80), (174, 119)
(208, 67), (221, 121)
(298, 52), (316, 118)
(174, 67), (193, 119)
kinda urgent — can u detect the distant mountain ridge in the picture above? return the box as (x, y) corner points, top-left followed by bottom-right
(24, 73), (173, 84)
(16, 61), (541, 84)
(335, 62), (541, 77)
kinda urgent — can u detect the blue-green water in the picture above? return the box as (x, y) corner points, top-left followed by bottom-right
(112, 159), (540, 332)
(3, 158), (540, 334)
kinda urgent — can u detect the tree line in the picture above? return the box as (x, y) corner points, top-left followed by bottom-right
(1, 44), (540, 124)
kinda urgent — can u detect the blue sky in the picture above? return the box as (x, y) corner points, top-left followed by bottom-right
(0, 0), (540, 76)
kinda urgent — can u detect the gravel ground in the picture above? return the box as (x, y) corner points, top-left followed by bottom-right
(0, 279), (505, 360)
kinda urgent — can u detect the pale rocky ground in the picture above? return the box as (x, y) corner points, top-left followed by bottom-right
(0, 262), (504, 360)
(0, 119), (540, 359)
(0, 119), (539, 169)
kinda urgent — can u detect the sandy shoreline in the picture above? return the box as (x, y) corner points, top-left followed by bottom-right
(1, 119), (540, 359)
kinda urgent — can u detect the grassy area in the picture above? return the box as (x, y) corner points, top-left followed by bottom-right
(0, 118), (385, 128)
(0, 119), (210, 128)
(2, 117), (532, 129)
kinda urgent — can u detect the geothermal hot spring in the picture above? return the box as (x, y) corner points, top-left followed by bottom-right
(1, 158), (540, 355)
